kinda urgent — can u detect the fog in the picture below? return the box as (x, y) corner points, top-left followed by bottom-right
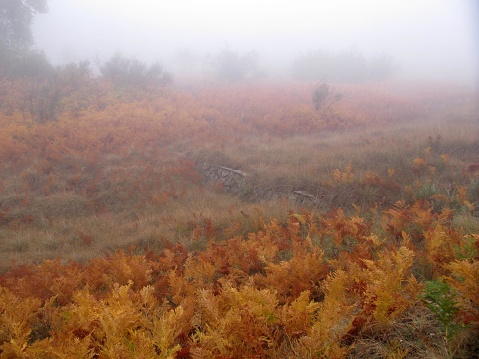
(32, 0), (479, 85)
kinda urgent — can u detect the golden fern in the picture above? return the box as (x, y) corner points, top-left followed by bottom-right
(361, 246), (421, 323)
(445, 259), (479, 324)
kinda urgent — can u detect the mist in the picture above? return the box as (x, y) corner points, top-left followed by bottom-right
(32, 0), (479, 85)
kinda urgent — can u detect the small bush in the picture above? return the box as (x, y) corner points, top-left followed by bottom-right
(312, 82), (342, 111)
(18, 78), (61, 123)
(0, 44), (53, 78)
(99, 53), (172, 89)
(292, 47), (396, 82)
(210, 48), (259, 82)
(420, 278), (461, 341)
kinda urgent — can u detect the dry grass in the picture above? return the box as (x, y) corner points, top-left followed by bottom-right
(0, 81), (478, 357)
(0, 81), (478, 268)
(211, 115), (479, 182)
(0, 184), (302, 267)
(350, 305), (479, 359)
(193, 113), (479, 212)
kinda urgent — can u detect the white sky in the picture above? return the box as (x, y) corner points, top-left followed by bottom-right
(32, 0), (479, 83)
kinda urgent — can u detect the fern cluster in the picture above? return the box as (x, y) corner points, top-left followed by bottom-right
(0, 203), (477, 357)
(1, 77), (478, 357)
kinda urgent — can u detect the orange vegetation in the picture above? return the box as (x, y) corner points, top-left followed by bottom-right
(0, 207), (478, 357)
(0, 78), (478, 357)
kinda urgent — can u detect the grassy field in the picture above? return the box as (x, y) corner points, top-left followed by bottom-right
(0, 78), (478, 357)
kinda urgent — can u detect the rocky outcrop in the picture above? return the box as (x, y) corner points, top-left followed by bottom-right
(293, 190), (320, 206)
(197, 162), (320, 207)
(198, 164), (248, 196)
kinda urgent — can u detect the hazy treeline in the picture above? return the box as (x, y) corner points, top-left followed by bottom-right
(0, 0), (50, 78)
(292, 48), (396, 82)
(1, 1), (398, 85)
(0, 1), (397, 125)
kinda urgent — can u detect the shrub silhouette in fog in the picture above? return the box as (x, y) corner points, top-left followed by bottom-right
(210, 48), (259, 82)
(312, 82), (342, 111)
(0, 0), (51, 78)
(99, 53), (172, 88)
(292, 47), (396, 83)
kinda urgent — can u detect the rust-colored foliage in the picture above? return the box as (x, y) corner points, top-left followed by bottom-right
(445, 260), (479, 324)
(424, 224), (462, 274)
(0, 79), (478, 357)
(382, 200), (452, 244)
(0, 205), (476, 357)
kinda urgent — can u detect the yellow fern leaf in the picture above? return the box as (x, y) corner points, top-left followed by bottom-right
(362, 246), (418, 323)
(445, 260), (479, 322)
